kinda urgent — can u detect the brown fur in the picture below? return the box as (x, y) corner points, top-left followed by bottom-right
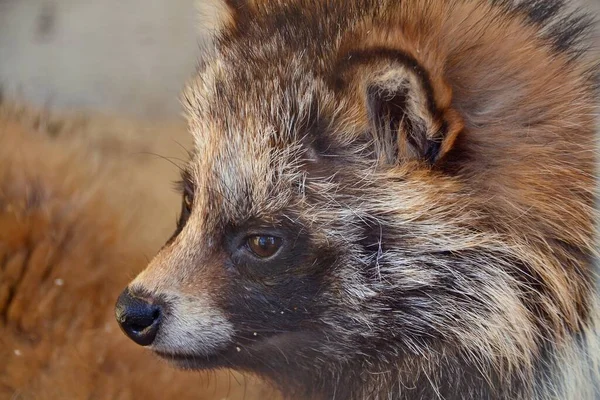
(0, 102), (276, 399)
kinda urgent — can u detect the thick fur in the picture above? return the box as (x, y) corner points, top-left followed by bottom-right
(0, 102), (275, 399)
(125, 1), (600, 399)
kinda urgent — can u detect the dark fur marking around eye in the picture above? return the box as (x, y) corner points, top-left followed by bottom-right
(219, 213), (339, 342)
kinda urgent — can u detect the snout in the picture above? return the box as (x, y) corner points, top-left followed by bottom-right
(115, 288), (162, 346)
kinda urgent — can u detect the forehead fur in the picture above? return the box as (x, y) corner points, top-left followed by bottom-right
(182, 60), (327, 225)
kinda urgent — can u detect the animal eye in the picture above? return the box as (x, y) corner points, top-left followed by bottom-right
(246, 235), (283, 258)
(183, 191), (193, 212)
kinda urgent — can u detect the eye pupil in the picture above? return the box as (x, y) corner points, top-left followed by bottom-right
(248, 235), (282, 258)
(258, 236), (271, 248)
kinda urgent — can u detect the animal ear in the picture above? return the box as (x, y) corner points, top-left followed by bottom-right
(365, 65), (463, 165)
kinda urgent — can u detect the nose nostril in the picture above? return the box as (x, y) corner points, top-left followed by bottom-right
(130, 321), (152, 333)
(128, 306), (160, 333)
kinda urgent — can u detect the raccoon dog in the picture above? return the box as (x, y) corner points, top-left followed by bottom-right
(116, 1), (600, 399)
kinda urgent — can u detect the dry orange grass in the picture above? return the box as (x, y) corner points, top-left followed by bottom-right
(0, 102), (277, 399)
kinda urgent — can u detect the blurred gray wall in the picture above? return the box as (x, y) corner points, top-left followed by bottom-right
(0, 0), (204, 119)
(0, 0), (598, 119)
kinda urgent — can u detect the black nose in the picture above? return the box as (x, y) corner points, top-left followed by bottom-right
(115, 288), (161, 346)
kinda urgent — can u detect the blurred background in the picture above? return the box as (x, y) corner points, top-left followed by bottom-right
(0, 0), (204, 120)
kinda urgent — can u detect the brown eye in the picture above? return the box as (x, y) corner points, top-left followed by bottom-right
(247, 235), (283, 258)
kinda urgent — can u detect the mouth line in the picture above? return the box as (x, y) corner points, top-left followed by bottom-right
(153, 347), (236, 369)
(154, 349), (222, 361)
(154, 350), (195, 360)
(152, 331), (311, 370)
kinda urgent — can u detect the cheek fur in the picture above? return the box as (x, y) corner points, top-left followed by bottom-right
(152, 292), (234, 355)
